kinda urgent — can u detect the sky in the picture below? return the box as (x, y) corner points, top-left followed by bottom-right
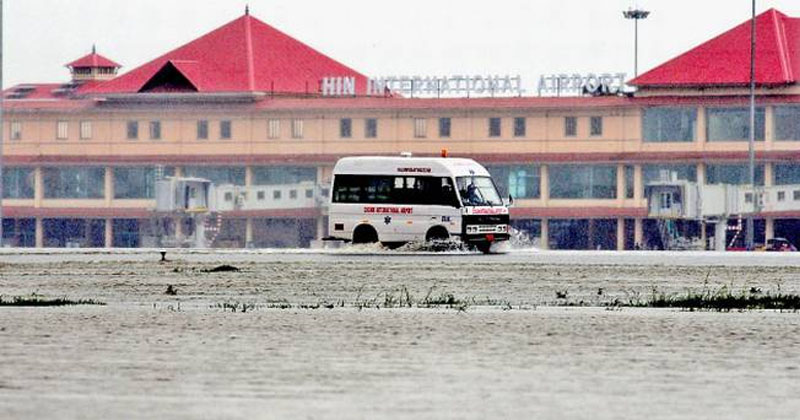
(5, 0), (800, 92)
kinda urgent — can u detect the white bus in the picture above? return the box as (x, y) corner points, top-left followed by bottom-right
(327, 154), (511, 253)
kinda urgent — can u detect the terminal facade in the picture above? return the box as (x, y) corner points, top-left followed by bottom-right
(3, 8), (800, 250)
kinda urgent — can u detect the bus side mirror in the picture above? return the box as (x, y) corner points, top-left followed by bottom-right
(507, 194), (514, 207)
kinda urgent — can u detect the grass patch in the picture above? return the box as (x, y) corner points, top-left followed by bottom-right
(0, 294), (105, 307)
(627, 285), (800, 311)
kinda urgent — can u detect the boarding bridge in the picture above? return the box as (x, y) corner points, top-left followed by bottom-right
(645, 171), (800, 251)
(153, 177), (329, 248)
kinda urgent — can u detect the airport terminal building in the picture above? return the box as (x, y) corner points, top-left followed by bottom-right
(3, 8), (800, 250)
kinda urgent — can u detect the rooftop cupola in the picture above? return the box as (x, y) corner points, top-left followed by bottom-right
(65, 45), (122, 82)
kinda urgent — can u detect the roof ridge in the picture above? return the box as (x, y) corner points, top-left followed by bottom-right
(772, 10), (793, 82)
(244, 15), (256, 91)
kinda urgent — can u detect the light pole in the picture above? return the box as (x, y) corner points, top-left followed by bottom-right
(746, 0), (757, 250)
(623, 7), (650, 78)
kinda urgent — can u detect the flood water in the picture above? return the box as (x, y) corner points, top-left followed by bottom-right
(1, 248), (799, 419)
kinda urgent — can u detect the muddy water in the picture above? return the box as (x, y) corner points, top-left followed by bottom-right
(1, 250), (800, 419)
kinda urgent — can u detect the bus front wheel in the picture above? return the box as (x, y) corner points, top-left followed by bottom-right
(352, 225), (379, 244)
(475, 242), (493, 254)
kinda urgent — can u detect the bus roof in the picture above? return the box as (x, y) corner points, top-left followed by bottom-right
(333, 156), (491, 177)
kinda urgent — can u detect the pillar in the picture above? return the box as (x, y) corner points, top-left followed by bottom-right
(697, 163), (706, 186)
(540, 165), (550, 203)
(700, 221), (708, 250)
(245, 166), (254, 188)
(765, 217), (775, 242)
(174, 217), (184, 241)
(634, 217), (643, 248)
(764, 162), (774, 187)
(696, 106), (707, 143)
(715, 219), (728, 252)
(617, 217), (625, 251)
(104, 218), (113, 248)
(540, 218), (549, 250)
(616, 164), (625, 203)
(316, 216), (326, 240)
(35, 217), (44, 248)
(245, 217), (254, 247)
(34, 167), (44, 207)
(104, 166), (113, 206)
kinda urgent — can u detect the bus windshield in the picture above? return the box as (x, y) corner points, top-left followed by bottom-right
(457, 176), (502, 206)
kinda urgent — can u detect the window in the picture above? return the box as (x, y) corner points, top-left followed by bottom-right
(291, 119), (304, 139)
(486, 165), (540, 199)
(10, 122), (22, 141)
(706, 107), (765, 141)
(775, 106), (800, 141)
(80, 121), (92, 140)
(336, 118), (351, 138)
(149, 121), (161, 140)
(220, 120), (232, 139)
(513, 117), (526, 137)
(794, 190), (800, 201)
(365, 118), (378, 138)
(549, 165), (617, 199)
(590, 116), (603, 137)
(43, 167), (105, 199)
(252, 166), (316, 185)
(778, 191), (786, 202)
(257, 191), (265, 200)
(290, 190), (298, 199)
(414, 118), (427, 138)
(224, 192), (234, 202)
(305, 189), (314, 199)
(268, 119), (281, 139)
(197, 120), (209, 140)
(489, 117), (501, 137)
(56, 121), (68, 140)
(643, 107), (697, 142)
(659, 192), (673, 210)
(774, 164), (800, 185)
(564, 116), (577, 137)
(2, 168), (35, 199)
(705, 164), (764, 186)
(127, 121), (139, 140)
(114, 167), (158, 199)
(745, 193), (753, 204)
(183, 167), (246, 186)
(273, 190), (282, 200)
(438, 118), (451, 138)
(332, 175), (459, 206)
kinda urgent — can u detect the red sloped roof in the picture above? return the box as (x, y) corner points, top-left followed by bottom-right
(87, 13), (368, 95)
(66, 52), (121, 69)
(631, 8), (800, 87)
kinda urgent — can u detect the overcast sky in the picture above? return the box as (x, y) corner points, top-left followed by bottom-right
(5, 0), (800, 92)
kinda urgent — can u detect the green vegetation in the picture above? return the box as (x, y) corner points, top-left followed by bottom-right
(0, 294), (105, 307)
(626, 285), (800, 311)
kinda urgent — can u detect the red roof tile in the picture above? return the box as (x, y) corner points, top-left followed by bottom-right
(631, 8), (800, 87)
(87, 13), (368, 95)
(66, 52), (121, 69)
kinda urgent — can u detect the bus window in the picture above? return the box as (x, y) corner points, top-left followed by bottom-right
(333, 174), (462, 206)
(457, 176), (502, 206)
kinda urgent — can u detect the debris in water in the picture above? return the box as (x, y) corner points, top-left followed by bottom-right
(203, 265), (240, 273)
(165, 285), (178, 295)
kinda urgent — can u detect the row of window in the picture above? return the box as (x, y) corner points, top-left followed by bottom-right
(10, 105), (800, 142)
(223, 188), (315, 202)
(5, 163), (800, 200)
(2, 166), (317, 199)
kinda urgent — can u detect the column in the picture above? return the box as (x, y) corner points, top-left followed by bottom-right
(634, 217), (643, 248)
(696, 106), (707, 144)
(174, 217), (184, 241)
(540, 165), (550, 203)
(696, 163), (706, 186)
(104, 167), (113, 207)
(35, 217), (44, 248)
(34, 167), (44, 207)
(616, 164), (625, 204)
(715, 219), (727, 252)
(245, 217), (254, 247)
(540, 218), (549, 250)
(316, 216), (326, 240)
(765, 217), (775, 242)
(104, 218), (113, 248)
(700, 221), (708, 250)
(764, 105), (774, 148)
(245, 166), (254, 188)
(616, 217), (625, 251)
(764, 162), (773, 187)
